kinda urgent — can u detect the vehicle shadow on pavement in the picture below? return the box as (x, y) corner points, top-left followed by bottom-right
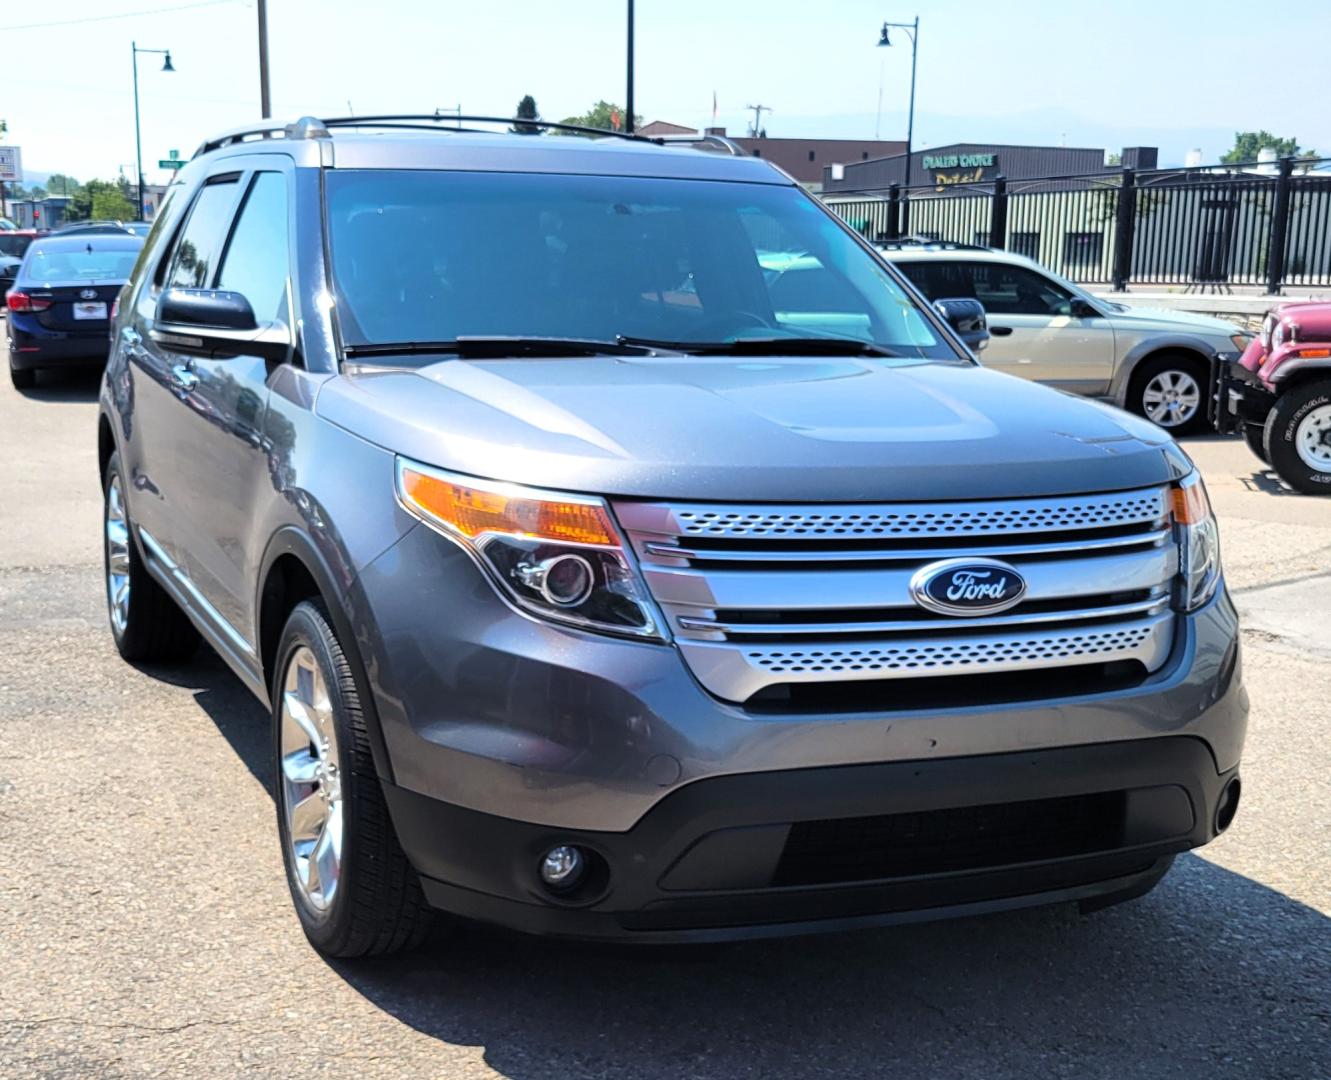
(13, 366), (103, 404)
(328, 856), (1330, 1079)
(1239, 469), (1299, 497)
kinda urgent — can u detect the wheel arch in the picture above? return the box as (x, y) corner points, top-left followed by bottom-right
(1112, 339), (1214, 407)
(97, 411), (116, 485)
(257, 527), (395, 783)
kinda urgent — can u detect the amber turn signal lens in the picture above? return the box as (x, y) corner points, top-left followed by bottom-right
(399, 467), (618, 546)
(1170, 477), (1212, 526)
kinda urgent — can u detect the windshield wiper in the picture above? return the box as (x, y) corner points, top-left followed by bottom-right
(616, 335), (902, 358)
(343, 336), (668, 360)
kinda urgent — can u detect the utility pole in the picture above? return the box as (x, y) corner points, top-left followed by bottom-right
(746, 103), (771, 137)
(625, 0), (635, 134)
(257, 0), (272, 118)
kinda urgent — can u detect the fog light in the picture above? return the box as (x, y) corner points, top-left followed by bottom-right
(540, 845), (584, 890)
(515, 553), (595, 608)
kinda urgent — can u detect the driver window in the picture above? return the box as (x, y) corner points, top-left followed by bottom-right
(163, 178), (240, 291)
(965, 262), (1073, 317)
(216, 172), (291, 323)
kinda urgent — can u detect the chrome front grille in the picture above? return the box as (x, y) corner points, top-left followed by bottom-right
(614, 487), (1178, 704)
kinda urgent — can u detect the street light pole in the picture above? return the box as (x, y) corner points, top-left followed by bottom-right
(131, 43), (173, 222)
(878, 17), (919, 228)
(257, 0), (272, 118)
(625, 0), (635, 134)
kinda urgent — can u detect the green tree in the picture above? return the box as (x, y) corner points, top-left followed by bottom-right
(556, 100), (642, 134)
(44, 173), (81, 198)
(510, 95), (541, 135)
(67, 178), (133, 222)
(1220, 131), (1315, 164)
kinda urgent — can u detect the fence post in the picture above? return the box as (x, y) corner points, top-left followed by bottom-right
(886, 184), (901, 241)
(988, 175), (1008, 249)
(1264, 156), (1295, 295)
(1111, 168), (1136, 292)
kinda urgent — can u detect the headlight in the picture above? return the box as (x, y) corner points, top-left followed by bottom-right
(395, 459), (666, 640)
(1259, 314), (1276, 350)
(1170, 471), (1221, 612)
(1270, 320), (1284, 350)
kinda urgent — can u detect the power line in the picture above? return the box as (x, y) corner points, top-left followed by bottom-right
(1, 0), (239, 33)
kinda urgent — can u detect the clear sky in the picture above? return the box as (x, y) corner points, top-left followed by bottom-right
(3, 0), (1329, 186)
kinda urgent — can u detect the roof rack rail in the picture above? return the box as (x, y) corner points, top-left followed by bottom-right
(877, 236), (991, 252)
(192, 113), (666, 159)
(655, 133), (746, 156)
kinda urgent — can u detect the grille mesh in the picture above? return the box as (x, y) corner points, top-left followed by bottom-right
(748, 625), (1154, 674)
(675, 491), (1165, 539)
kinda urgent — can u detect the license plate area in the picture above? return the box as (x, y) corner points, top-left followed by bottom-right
(73, 302), (107, 320)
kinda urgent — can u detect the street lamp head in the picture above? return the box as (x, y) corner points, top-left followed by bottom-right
(161, 51), (175, 73)
(878, 23), (891, 46)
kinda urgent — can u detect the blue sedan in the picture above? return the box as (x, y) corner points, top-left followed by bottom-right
(6, 233), (143, 389)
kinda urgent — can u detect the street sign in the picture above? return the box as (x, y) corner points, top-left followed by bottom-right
(158, 159), (185, 170)
(0, 146), (23, 183)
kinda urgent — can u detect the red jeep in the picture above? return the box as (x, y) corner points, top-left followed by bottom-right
(1214, 302), (1331, 494)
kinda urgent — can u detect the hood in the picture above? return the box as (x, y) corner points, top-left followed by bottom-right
(316, 356), (1191, 502)
(1109, 304), (1239, 336)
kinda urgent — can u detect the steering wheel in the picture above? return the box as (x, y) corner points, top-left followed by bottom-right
(691, 309), (774, 339)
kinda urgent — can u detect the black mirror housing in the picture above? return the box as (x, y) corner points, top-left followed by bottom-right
(155, 287), (291, 363)
(934, 297), (990, 353)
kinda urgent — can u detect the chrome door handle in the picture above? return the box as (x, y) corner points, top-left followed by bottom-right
(170, 364), (199, 392)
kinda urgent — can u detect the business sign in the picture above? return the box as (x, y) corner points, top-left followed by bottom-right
(158, 148), (184, 170)
(0, 146), (23, 183)
(922, 153), (996, 171)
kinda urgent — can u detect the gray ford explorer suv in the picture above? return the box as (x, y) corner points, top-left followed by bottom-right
(98, 115), (1247, 957)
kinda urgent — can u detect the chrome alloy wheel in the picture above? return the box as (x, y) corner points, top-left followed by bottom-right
(1295, 403), (1331, 473)
(279, 646), (343, 912)
(1142, 369), (1202, 427)
(105, 473), (132, 636)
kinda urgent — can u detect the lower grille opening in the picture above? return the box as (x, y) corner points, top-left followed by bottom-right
(772, 790), (1128, 887)
(744, 659), (1148, 714)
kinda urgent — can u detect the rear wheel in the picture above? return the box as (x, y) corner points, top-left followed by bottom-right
(103, 450), (200, 662)
(274, 600), (433, 957)
(1129, 354), (1208, 434)
(1242, 423), (1269, 465)
(1264, 379), (1331, 495)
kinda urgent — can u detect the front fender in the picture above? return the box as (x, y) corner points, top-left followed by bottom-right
(1262, 345), (1331, 387)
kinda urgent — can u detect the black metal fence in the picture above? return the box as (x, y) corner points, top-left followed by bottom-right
(823, 157), (1331, 293)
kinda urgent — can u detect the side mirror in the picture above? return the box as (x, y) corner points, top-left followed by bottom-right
(155, 287), (290, 363)
(934, 297), (990, 353)
(1069, 297), (1099, 319)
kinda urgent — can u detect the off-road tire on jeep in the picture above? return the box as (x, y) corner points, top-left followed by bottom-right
(273, 600), (433, 957)
(1263, 378), (1331, 495)
(1242, 423), (1269, 465)
(102, 450), (200, 662)
(1128, 352), (1209, 435)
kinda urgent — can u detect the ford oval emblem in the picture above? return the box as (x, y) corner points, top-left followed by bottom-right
(910, 558), (1028, 617)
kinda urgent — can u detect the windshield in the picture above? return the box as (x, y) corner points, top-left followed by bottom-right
(325, 170), (956, 362)
(21, 244), (141, 283)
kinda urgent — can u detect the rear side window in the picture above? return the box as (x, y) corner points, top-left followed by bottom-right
(216, 172), (290, 323)
(164, 178), (239, 289)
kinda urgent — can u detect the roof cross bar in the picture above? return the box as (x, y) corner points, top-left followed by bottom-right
(317, 114), (663, 144)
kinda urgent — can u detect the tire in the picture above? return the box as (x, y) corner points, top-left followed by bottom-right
(1128, 353), (1209, 435)
(1242, 423), (1269, 465)
(1263, 378), (1331, 495)
(273, 599), (433, 957)
(103, 450), (200, 662)
(9, 361), (36, 390)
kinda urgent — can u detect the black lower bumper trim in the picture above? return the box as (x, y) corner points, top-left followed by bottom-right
(385, 736), (1233, 943)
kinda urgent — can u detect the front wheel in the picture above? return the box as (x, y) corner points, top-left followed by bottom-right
(273, 600), (433, 957)
(1264, 379), (1331, 495)
(1129, 354), (1208, 434)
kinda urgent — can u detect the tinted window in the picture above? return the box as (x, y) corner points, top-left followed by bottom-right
(325, 171), (950, 361)
(165, 179), (239, 289)
(216, 172), (290, 322)
(0, 235), (32, 258)
(20, 243), (142, 283)
(899, 260), (1074, 317)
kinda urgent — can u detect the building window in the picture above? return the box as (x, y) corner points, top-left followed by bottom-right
(862, 151), (869, 159)
(1010, 231), (1040, 259)
(751, 149), (761, 157)
(808, 150), (816, 162)
(1062, 231), (1104, 270)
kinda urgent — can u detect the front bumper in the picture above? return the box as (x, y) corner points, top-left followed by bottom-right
(1210, 355), (1275, 434)
(355, 525), (1247, 940)
(387, 736), (1236, 942)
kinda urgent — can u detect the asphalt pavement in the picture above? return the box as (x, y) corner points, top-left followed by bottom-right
(1, 360), (1328, 1080)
